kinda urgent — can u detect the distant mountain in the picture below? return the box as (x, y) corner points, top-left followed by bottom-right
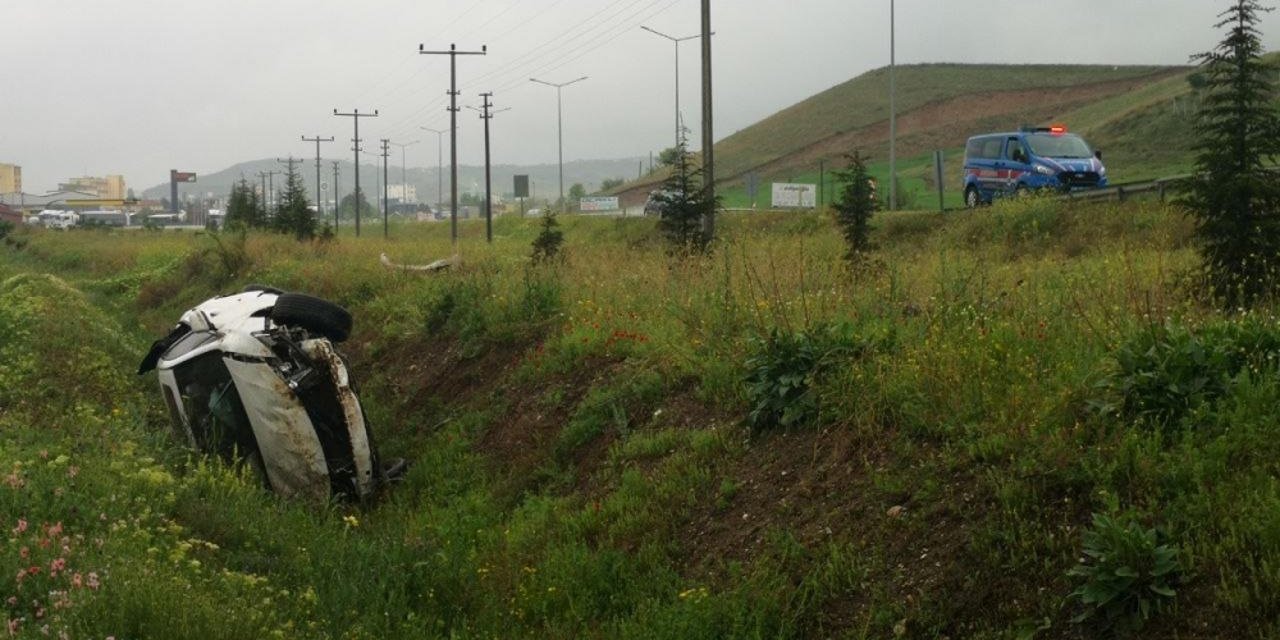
(143, 157), (648, 206)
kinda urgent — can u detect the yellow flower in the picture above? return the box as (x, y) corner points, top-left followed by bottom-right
(342, 515), (359, 528)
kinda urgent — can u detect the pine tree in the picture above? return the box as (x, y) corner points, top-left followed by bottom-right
(831, 152), (879, 264)
(1185, 0), (1280, 306)
(225, 178), (265, 230)
(272, 163), (317, 240)
(653, 129), (718, 254)
(530, 209), (564, 264)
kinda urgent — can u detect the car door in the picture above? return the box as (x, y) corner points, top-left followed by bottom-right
(1002, 137), (1030, 194)
(974, 137), (1005, 196)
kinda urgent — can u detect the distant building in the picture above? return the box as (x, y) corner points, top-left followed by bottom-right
(0, 164), (21, 194)
(387, 184), (417, 204)
(0, 203), (22, 225)
(58, 175), (126, 200)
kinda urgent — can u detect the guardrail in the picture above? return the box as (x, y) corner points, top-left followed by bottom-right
(1060, 175), (1190, 203)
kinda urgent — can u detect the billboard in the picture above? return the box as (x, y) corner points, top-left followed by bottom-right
(513, 174), (530, 198)
(771, 183), (816, 209)
(171, 171), (197, 183)
(579, 196), (619, 212)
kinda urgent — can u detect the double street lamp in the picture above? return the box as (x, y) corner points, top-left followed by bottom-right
(419, 127), (449, 216)
(640, 25), (712, 150)
(529, 76), (588, 209)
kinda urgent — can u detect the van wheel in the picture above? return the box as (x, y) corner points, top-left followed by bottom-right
(965, 187), (981, 209)
(1014, 185), (1031, 198)
(271, 293), (353, 343)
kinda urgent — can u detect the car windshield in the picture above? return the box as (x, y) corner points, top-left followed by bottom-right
(1025, 133), (1093, 159)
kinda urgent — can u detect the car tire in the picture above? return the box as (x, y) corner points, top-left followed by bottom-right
(965, 186), (981, 209)
(242, 283), (285, 295)
(1014, 185), (1030, 198)
(271, 293), (353, 343)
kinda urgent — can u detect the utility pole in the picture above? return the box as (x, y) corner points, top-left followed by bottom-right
(419, 127), (449, 218)
(302, 135), (334, 220)
(331, 161), (341, 230)
(258, 170), (280, 218)
(380, 139), (391, 239)
(471, 93), (509, 244)
(641, 26), (713, 150)
(333, 108), (379, 237)
(419, 43), (487, 247)
(530, 76), (588, 211)
(700, 0), (715, 244)
(889, 0), (897, 212)
(390, 140), (420, 212)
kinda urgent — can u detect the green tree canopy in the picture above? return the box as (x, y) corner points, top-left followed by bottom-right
(272, 163), (317, 240)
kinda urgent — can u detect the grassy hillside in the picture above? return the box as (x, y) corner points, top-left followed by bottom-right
(619, 62), (1213, 207)
(4, 203), (1280, 638)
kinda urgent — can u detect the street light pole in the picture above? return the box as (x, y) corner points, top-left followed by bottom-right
(419, 127), (449, 218)
(889, 0), (897, 212)
(530, 76), (588, 210)
(390, 140), (420, 208)
(640, 26), (713, 149)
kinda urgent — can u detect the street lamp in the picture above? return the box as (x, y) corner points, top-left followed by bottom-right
(390, 140), (420, 209)
(419, 127), (449, 216)
(530, 75), (588, 209)
(640, 26), (712, 150)
(889, 0), (897, 211)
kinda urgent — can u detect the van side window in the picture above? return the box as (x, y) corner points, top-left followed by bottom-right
(1006, 138), (1028, 163)
(981, 138), (1003, 159)
(966, 138), (984, 159)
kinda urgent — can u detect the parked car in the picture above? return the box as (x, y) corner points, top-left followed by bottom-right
(138, 286), (399, 502)
(961, 125), (1107, 207)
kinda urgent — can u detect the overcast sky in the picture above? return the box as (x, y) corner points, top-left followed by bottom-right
(3, 1), (1277, 193)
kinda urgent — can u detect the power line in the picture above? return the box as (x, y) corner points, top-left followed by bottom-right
(302, 135), (335, 221)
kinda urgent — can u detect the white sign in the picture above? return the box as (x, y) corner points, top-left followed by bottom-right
(580, 196), (619, 212)
(771, 183), (817, 209)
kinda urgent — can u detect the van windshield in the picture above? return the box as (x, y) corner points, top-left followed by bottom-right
(1025, 133), (1094, 159)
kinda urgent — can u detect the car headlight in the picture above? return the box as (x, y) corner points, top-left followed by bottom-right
(1034, 164), (1054, 176)
(1098, 165), (1107, 176)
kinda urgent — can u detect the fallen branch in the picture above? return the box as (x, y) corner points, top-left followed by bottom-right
(380, 252), (459, 273)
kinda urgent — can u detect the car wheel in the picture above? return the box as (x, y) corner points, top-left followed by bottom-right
(965, 186), (981, 209)
(271, 293), (353, 343)
(1014, 185), (1031, 198)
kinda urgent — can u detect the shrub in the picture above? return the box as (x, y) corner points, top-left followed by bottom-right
(531, 210), (565, 264)
(0, 220), (13, 240)
(744, 323), (871, 431)
(830, 152), (878, 263)
(1097, 319), (1280, 429)
(1068, 513), (1181, 634)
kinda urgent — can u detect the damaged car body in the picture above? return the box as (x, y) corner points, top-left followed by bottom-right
(139, 287), (392, 502)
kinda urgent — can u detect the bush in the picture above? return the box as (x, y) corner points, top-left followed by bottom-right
(744, 323), (871, 431)
(531, 211), (565, 264)
(1068, 513), (1181, 634)
(1096, 319), (1280, 430)
(0, 220), (13, 240)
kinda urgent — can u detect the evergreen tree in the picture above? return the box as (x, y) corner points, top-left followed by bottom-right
(1184, 0), (1280, 306)
(272, 163), (317, 240)
(225, 178), (265, 230)
(831, 152), (879, 264)
(339, 188), (373, 220)
(652, 130), (718, 254)
(530, 209), (565, 264)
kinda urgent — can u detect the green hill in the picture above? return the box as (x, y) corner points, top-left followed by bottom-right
(619, 62), (1208, 207)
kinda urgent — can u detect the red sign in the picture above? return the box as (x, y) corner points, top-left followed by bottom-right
(172, 171), (197, 183)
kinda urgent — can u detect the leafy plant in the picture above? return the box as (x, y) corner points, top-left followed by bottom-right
(744, 324), (868, 431)
(1068, 513), (1181, 635)
(1097, 319), (1280, 429)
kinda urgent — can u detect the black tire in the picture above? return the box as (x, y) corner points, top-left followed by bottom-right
(965, 186), (981, 209)
(242, 283), (285, 295)
(1014, 184), (1030, 198)
(271, 293), (353, 343)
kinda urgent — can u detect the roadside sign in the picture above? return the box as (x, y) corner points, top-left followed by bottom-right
(771, 183), (816, 209)
(514, 175), (530, 198)
(580, 196), (619, 212)
(171, 171), (197, 183)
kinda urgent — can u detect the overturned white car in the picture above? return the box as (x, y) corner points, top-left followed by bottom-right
(139, 286), (394, 502)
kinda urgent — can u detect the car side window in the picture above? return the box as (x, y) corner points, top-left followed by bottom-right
(1006, 138), (1028, 163)
(981, 138), (1003, 160)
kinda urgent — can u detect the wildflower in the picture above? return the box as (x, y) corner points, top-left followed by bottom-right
(66, 466), (78, 479)
(46, 522), (63, 538)
(13, 519), (27, 534)
(86, 572), (99, 590)
(6, 618), (19, 635)
(49, 558), (66, 577)
(71, 573), (82, 589)
(342, 515), (359, 528)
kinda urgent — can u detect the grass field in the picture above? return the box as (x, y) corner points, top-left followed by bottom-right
(4, 198), (1280, 638)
